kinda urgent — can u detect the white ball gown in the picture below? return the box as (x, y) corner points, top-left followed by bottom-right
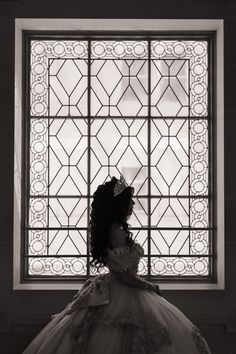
(23, 241), (211, 354)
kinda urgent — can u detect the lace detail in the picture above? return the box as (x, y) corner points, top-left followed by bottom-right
(130, 313), (172, 354)
(192, 326), (211, 354)
(70, 309), (172, 354)
(106, 242), (144, 274)
(70, 306), (104, 354)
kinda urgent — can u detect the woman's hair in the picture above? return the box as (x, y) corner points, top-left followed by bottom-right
(89, 176), (134, 271)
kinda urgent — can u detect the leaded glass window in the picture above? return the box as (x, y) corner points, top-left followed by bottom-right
(24, 34), (213, 282)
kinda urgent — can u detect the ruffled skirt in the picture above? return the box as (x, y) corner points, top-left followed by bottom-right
(23, 275), (211, 354)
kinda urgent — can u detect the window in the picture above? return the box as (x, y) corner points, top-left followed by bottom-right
(14, 19), (224, 290)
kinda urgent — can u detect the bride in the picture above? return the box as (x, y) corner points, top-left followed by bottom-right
(23, 176), (211, 354)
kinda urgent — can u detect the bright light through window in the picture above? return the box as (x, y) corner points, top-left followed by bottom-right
(27, 37), (212, 279)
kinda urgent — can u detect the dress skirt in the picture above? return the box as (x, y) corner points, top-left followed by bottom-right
(23, 275), (211, 354)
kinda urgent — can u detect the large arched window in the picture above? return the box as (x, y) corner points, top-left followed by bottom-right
(14, 19), (224, 290)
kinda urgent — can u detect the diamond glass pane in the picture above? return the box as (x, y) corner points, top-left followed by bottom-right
(29, 198), (88, 228)
(150, 119), (208, 197)
(151, 41), (208, 117)
(30, 40), (88, 116)
(151, 198), (189, 228)
(28, 229), (87, 256)
(151, 230), (190, 255)
(48, 118), (88, 196)
(150, 230), (209, 256)
(150, 119), (189, 196)
(90, 118), (148, 195)
(132, 230), (149, 255)
(27, 38), (212, 279)
(91, 41), (148, 117)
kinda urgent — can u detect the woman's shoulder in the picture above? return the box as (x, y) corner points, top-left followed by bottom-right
(107, 223), (144, 254)
(109, 222), (128, 249)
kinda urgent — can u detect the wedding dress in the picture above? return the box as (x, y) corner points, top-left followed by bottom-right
(23, 241), (211, 354)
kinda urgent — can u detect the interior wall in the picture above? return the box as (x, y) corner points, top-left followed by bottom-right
(0, 1), (235, 353)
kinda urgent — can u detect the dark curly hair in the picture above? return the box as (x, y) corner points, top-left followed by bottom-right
(89, 176), (134, 271)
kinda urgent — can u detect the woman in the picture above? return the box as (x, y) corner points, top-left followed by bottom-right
(23, 176), (211, 354)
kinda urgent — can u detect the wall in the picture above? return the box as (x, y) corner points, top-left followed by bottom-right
(0, 0), (235, 353)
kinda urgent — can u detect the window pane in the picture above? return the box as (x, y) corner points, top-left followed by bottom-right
(30, 119), (48, 196)
(151, 198), (189, 227)
(26, 37), (212, 279)
(90, 118), (148, 194)
(150, 256), (209, 276)
(91, 58), (148, 115)
(190, 120), (208, 195)
(151, 41), (208, 117)
(28, 256), (88, 276)
(150, 230), (209, 256)
(28, 229), (87, 256)
(30, 40), (88, 117)
(150, 118), (208, 197)
(150, 119), (189, 196)
(29, 198), (88, 228)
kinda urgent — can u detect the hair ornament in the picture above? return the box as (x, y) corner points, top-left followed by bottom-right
(113, 176), (128, 197)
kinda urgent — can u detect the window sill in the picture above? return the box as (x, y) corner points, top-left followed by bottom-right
(13, 282), (225, 290)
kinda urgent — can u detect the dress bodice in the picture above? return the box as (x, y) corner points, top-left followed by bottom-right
(105, 241), (144, 275)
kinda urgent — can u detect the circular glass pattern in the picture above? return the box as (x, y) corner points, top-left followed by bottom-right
(192, 239), (208, 254)
(31, 160), (47, 174)
(93, 42), (107, 57)
(32, 61), (47, 76)
(192, 258), (208, 275)
(152, 42), (167, 57)
(132, 42), (147, 57)
(50, 259), (66, 275)
(31, 101), (47, 116)
(152, 258), (168, 275)
(31, 179), (47, 194)
(52, 42), (67, 56)
(31, 41), (47, 56)
(30, 259), (45, 274)
(70, 258), (86, 275)
(30, 239), (46, 254)
(171, 259), (188, 275)
(31, 120), (47, 134)
(72, 42), (87, 57)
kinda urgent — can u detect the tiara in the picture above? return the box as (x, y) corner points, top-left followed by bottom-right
(113, 176), (128, 197)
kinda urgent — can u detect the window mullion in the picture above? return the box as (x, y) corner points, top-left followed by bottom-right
(147, 39), (151, 280)
(87, 39), (91, 277)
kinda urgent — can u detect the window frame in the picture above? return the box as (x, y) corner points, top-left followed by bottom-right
(13, 18), (224, 290)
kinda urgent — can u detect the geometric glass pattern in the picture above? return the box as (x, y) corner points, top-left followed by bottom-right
(26, 36), (212, 280)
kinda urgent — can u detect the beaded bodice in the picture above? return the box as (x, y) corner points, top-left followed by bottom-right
(105, 241), (144, 275)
